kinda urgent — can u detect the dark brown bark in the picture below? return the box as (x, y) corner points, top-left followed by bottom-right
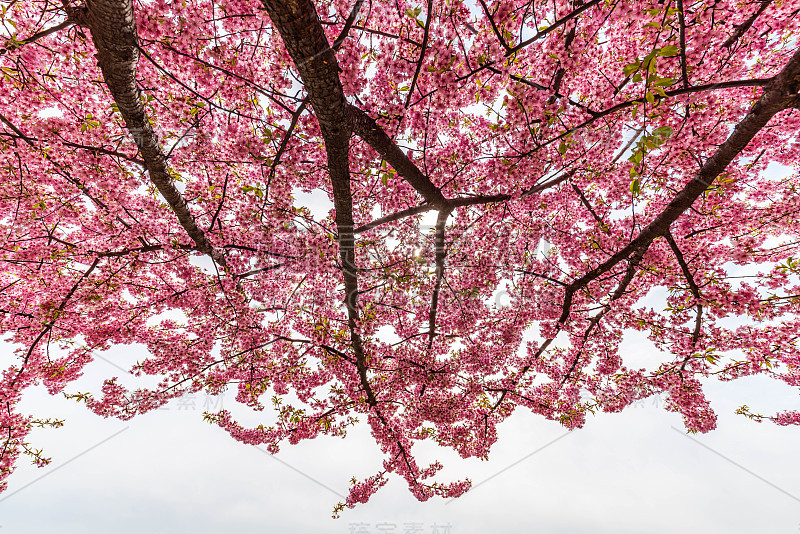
(405, 0), (436, 107)
(260, 0), (377, 404)
(348, 105), (447, 206)
(665, 232), (703, 348)
(85, 0), (226, 266)
(259, 0), (349, 140)
(427, 209), (451, 350)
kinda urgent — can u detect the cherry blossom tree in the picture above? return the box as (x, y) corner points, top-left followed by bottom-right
(1, 0), (799, 512)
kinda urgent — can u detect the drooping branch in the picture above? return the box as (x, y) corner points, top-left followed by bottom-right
(84, 0), (226, 266)
(427, 209), (451, 350)
(665, 231), (703, 347)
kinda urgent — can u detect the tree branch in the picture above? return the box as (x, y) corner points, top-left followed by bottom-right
(260, 0), (376, 405)
(665, 231), (703, 347)
(353, 204), (436, 234)
(405, 0), (435, 108)
(85, 0), (226, 266)
(478, 0), (512, 54)
(332, 0), (366, 51)
(509, 0), (602, 55)
(555, 47), (800, 325)
(427, 209), (451, 350)
(348, 104), (448, 206)
(723, 0), (772, 48)
(0, 3), (88, 56)
(676, 0), (690, 89)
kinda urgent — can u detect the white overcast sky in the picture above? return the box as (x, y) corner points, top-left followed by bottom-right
(3, 191), (800, 533)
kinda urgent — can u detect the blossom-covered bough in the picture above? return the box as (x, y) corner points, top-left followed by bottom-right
(1, 0), (799, 512)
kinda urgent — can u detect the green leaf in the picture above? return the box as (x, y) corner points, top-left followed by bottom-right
(629, 177), (641, 194)
(658, 45), (679, 56)
(653, 77), (676, 87)
(623, 61), (640, 76)
(653, 126), (673, 138)
(558, 141), (568, 155)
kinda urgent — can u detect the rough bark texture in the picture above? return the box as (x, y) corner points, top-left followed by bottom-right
(259, 0), (348, 139)
(85, 0), (226, 266)
(260, 0), (376, 403)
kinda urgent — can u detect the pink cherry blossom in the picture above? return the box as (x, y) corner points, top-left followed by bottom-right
(0, 0), (799, 511)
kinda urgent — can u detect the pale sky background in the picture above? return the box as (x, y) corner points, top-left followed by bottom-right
(2, 353), (799, 533)
(2, 189), (800, 534)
